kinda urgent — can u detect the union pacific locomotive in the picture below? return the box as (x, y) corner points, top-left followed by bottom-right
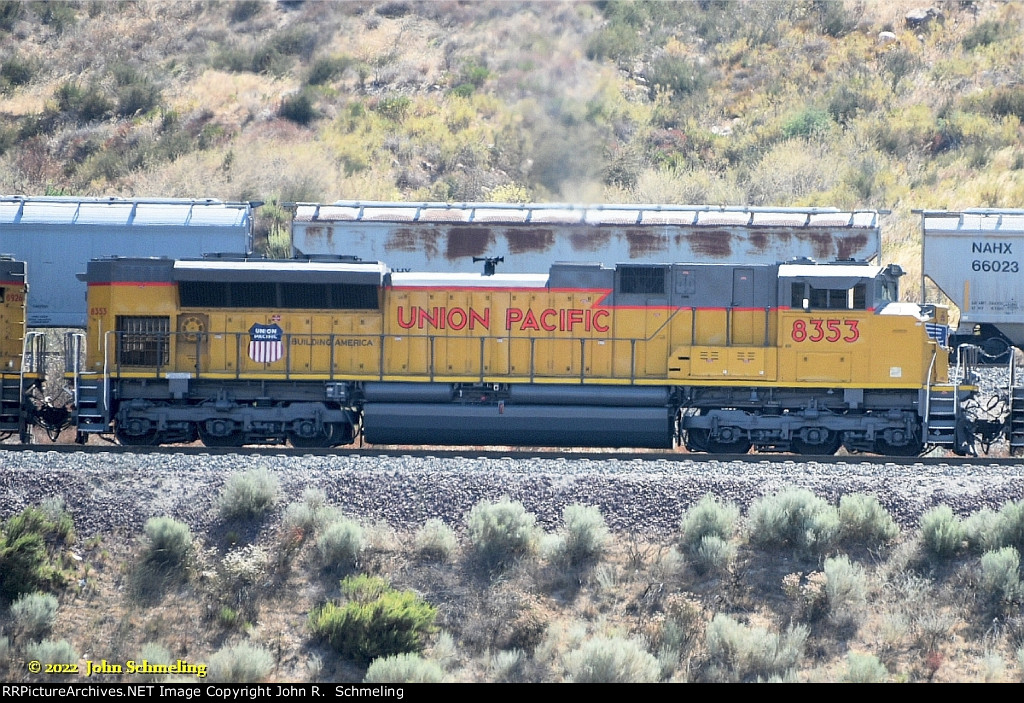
(28, 251), (972, 456)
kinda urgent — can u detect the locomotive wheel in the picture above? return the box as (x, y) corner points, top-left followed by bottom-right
(873, 437), (923, 457)
(288, 427), (334, 448)
(115, 427), (160, 446)
(327, 422), (356, 446)
(198, 424), (244, 448)
(686, 428), (751, 454)
(791, 429), (842, 456)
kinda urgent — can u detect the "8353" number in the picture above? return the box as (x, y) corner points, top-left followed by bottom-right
(791, 319), (860, 343)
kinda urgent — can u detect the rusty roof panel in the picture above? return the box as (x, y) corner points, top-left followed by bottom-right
(292, 201), (880, 273)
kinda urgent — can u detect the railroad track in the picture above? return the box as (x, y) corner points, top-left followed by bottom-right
(1, 440), (1020, 467)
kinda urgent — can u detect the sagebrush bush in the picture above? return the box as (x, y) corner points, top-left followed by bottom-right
(823, 555), (868, 626)
(10, 591), (59, 639)
(704, 614), (807, 682)
(844, 652), (888, 683)
(966, 507), (1003, 553)
(142, 517), (192, 568)
(995, 501), (1024, 552)
(693, 534), (736, 575)
(678, 494), (739, 552)
(0, 504), (74, 599)
(413, 519), (458, 562)
(488, 649), (527, 683)
(551, 504), (610, 566)
(134, 642), (173, 681)
(979, 546), (1021, 608)
(219, 467), (280, 520)
(208, 642), (275, 682)
(838, 493), (898, 547)
(309, 575), (437, 663)
(363, 653), (444, 683)
(563, 636), (661, 683)
(25, 639), (79, 667)
(466, 497), (540, 568)
(282, 488), (340, 539)
(316, 519), (364, 569)
(747, 488), (839, 553)
(919, 505), (965, 560)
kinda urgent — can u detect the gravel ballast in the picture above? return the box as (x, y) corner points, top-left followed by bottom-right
(3, 451), (1024, 538)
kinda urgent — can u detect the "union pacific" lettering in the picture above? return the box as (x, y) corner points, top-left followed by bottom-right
(396, 306), (610, 333)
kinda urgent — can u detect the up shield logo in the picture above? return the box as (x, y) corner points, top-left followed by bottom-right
(248, 323), (284, 363)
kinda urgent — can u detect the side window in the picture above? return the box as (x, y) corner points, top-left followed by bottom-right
(619, 267), (665, 295)
(793, 282), (868, 310)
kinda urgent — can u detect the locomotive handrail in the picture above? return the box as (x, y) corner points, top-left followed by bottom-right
(106, 328), (693, 383)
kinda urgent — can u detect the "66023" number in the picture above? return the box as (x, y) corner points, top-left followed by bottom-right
(791, 318), (860, 343)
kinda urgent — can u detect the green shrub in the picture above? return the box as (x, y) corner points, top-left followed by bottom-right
(705, 614), (807, 683)
(823, 555), (867, 626)
(782, 107), (832, 139)
(694, 534), (736, 575)
(919, 505), (965, 560)
(838, 494), (898, 547)
(316, 519), (364, 569)
(827, 84), (876, 126)
(585, 21), (642, 63)
(208, 642), (275, 682)
(142, 517), (192, 568)
(25, 639), (79, 667)
(364, 653), (444, 683)
(0, 53), (34, 91)
(488, 649), (526, 683)
(413, 519), (458, 562)
(219, 467), (280, 520)
(280, 92), (317, 126)
(54, 81), (112, 123)
(644, 54), (710, 100)
(466, 497), (540, 568)
(979, 547), (1021, 609)
(10, 591), (58, 639)
(307, 56), (355, 86)
(563, 636), (661, 683)
(843, 652), (888, 683)
(963, 19), (1009, 51)
(309, 575), (437, 663)
(552, 504), (610, 566)
(374, 95), (411, 122)
(229, 0), (264, 23)
(679, 494), (739, 552)
(995, 501), (1024, 552)
(966, 507), (1003, 553)
(0, 504), (74, 600)
(747, 488), (839, 554)
(282, 488), (340, 539)
(134, 642), (173, 681)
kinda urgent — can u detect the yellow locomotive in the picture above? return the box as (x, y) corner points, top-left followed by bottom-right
(0, 256), (45, 442)
(72, 254), (967, 455)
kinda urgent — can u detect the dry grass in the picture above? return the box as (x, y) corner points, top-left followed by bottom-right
(3, 508), (1024, 683)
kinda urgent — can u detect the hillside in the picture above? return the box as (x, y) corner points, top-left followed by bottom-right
(2, 1), (1024, 280)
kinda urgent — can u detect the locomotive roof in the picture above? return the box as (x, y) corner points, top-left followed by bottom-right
(778, 263), (883, 278)
(173, 259), (387, 284)
(390, 272), (550, 288)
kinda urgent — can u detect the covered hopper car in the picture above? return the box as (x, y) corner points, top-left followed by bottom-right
(54, 253), (977, 456)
